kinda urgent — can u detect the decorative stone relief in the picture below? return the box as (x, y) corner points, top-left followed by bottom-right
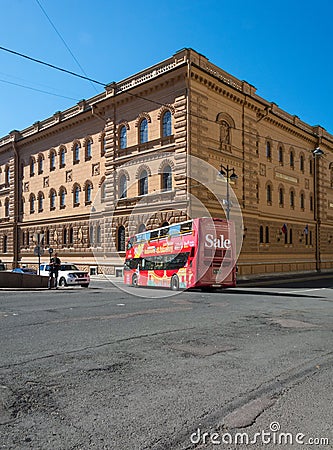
(66, 170), (72, 182)
(92, 163), (100, 176)
(78, 226), (83, 243)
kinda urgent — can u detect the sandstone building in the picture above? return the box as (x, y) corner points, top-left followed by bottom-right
(1, 48), (333, 277)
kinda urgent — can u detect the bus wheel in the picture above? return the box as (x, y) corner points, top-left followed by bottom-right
(132, 274), (138, 287)
(170, 275), (179, 291)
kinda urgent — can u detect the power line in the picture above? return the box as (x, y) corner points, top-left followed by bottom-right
(35, 0), (99, 94)
(0, 44), (327, 153)
(0, 45), (106, 86)
(0, 78), (79, 101)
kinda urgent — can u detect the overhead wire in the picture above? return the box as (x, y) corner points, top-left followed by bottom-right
(0, 44), (330, 155)
(34, 0), (99, 94)
(0, 78), (79, 101)
(0, 45), (106, 86)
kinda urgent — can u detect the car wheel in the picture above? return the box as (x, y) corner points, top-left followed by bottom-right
(170, 275), (179, 291)
(59, 277), (67, 287)
(81, 284), (89, 288)
(132, 274), (138, 287)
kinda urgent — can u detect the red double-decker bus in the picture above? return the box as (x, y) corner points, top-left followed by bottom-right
(124, 217), (236, 290)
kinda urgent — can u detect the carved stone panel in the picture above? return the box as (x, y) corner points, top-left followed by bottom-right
(66, 170), (72, 182)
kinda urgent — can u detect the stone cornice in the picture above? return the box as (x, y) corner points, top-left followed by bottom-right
(1, 47), (332, 150)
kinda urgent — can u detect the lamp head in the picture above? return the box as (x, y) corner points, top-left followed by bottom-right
(313, 147), (324, 157)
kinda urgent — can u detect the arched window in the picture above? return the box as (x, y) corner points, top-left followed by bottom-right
(74, 185), (80, 205)
(85, 139), (92, 160)
(5, 166), (10, 186)
(3, 235), (8, 253)
(117, 225), (126, 252)
(289, 228), (293, 244)
(89, 224), (94, 246)
(50, 189), (56, 210)
(96, 224), (101, 245)
(300, 193), (305, 210)
(138, 223), (146, 233)
(310, 194), (313, 211)
(69, 227), (74, 245)
(63, 228), (67, 246)
(278, 186), (284, 205)
(290, 150), (294, 168)
(100, 134), (106, 156)
(4, 198), (9, 217)
(265, 226), (269, 243)
(162, 165), (172, 191)
(38, 192), (44, 212)
(30, 194), (36, 213)
(266, 184), (272, 203)
(85, 182), (92, 204)
(119, 174), (127, 199)
(30, 158), (35, 177)
(278, 146), (284, 165)
(59, 187), (66, 208)
(139, 119), (148, 144)
(290, 190), (295, 208)
(119, 126), (127, 149)
(46, 229), (50, 246)
(38, 155), (44, 174)
(309, 158), (313, 175)
(101, 180), (106, 201)
(139, 170), (148, 196)
(60, 147), (66, 168)
(162, 111), (172, 137)
(74, 143), (80, 163)
(50, 150), (56, 171)
(300, 154), (304, 172)
(266, 141), (272, 160)
(259, 226), (264, 243)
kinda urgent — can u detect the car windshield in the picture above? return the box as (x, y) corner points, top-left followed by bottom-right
(60, 264), (79, 271)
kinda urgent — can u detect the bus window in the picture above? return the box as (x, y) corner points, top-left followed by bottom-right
(166, 252), (189, 270)
(180, 221), (192, 234)
(137, 232), (149, 243)
(127, 237), (135, 250)
(124, 258), (142, 270)
(169, 224), (180, 236)
(159, 227), (169, 238)
(150, 230), (159, 241)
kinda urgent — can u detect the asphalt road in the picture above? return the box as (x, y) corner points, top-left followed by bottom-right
(0, 277), (332, 449)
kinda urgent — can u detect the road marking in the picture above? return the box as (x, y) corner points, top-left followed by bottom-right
(280, 288), (324, 294)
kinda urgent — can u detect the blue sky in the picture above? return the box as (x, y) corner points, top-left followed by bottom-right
(1, 0), (332, 138)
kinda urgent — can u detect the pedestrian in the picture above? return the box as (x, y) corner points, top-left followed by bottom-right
(48, 252), (61, 289)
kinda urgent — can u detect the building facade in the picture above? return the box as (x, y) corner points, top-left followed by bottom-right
(1, 48), (333, 277)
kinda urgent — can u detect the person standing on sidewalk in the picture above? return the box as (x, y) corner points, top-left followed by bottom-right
(48, 253), (61, 289)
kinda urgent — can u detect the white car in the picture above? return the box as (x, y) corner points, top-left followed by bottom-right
(39, 263), (90, 288)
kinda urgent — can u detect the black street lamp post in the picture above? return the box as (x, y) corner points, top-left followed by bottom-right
(219, 164), (238, 220)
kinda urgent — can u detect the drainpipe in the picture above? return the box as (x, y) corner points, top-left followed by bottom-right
(11, 139), (20, 268)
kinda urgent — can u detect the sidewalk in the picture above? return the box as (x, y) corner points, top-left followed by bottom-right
(90, 270), (333, 288)
(237, 269), (333, 287)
